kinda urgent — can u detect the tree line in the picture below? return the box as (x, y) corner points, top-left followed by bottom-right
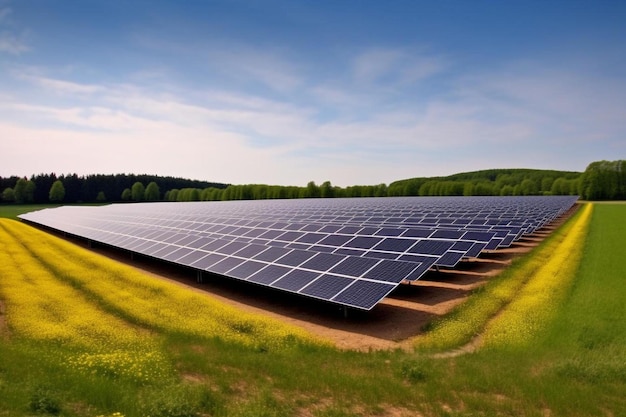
(578, 160), (626, 200)
(386, 168), (582, 197)
(1, 161), (624, 204)
(0, 173), (226, 204)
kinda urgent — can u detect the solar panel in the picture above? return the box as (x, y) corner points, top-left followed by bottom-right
(19, 196), (578, 310)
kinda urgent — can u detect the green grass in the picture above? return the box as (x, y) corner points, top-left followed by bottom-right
(0, 204), (61, 219)
(0, 203), (625, 416)
(0, 203), (107, 219)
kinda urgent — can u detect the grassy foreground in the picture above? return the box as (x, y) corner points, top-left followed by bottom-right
(0, 203), (625, 416)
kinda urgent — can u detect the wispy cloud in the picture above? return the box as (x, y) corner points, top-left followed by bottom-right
(0, 6), (28, 54)
(0, 32), (27, 53)
(1, 37), (624, 185)
(22, 75), (104, 95)
(352, 47), (446, 86)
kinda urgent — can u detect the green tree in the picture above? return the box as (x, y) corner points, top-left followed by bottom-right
(121, 188), (131, 201)
(520, 179), (539, 195)
(550, 177), (568, 195)
(302, 181), (320, 198)
(2, 187), (15, 202)
(579, 160), (625, 200)
(144, 181), (160, 201)
(500, 185), (514, 196)
(167, 189), (179, 201)
(25, 180), (36, 203)
(131, 182), (145, 201)
(474, 182), (495, 196)
(14, 178), (27, 203)
(541, 177), (554, 193)
(189, 188), (200, 201)
(320, 181), (334, 198)
(96, 191), (107, 202)
(48, 180), (65, 202)
(374, 183), (387, 197)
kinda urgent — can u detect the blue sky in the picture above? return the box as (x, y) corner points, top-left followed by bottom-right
(1, 0), (625, 186)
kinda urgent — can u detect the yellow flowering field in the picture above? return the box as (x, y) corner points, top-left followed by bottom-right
(414, 203), (592, 351)
(0, 218), (325, 384)
(0, 221), (172, 383)
(481, 203), (593, 347)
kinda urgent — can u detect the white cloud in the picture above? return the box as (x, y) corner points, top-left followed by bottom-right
(0, 7), (29, 54)
(352, 47), (446, 86)
(29, 76), (104, 95)
(209, 44), (302, 92)
(0, 31), (27, 54)
(1, 43), (623, 186)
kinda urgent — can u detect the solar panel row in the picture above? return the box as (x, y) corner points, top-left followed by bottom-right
(19, 196), (578, 310)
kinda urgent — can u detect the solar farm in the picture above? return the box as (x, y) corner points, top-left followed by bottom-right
(19, 195), (578, 312)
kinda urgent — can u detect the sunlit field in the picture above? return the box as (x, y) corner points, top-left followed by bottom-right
(1, 203), (625, 416)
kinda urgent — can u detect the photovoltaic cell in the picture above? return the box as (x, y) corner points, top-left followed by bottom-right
(228, 260), (268, 279)
(375, 227), (404, 237)
(436, 251), (465, 267)
(466, 242), (488, 258)
(332, 281), (397, 310)
(138, 242), (166, 255)
(344, 236), (383, 249)
(192, 253), (226, 269)
(162, 247), (193, 262)
(276, 231), (305, 242)
(233, 243), (267, 258)
(296, 232), (326, 244)
(373, 238), (415, 252)
(329, 256), (379, 277)
(318, 234), (353, 246)
(177, 250), (212, 266)
(200, 239), (230, 252)
(408, 240), (455, 256)
(402, 228), (434, 238)
(363, 251), (399, 260)
(186, 237), (215, 249)
(274, 249), (316, 267)
(300, 252), (347, 272)
(248, 264), (290, 285)
(299, 274), (355, 299)
(431, 229), (465, 239)
(208, 256), (244, 274)
(215, 241), (248, 255)
(271, 269), (320, 291)
(253, 246), (291, 262)
(19, 195), (578, 311)
(362, 259), (420, 283)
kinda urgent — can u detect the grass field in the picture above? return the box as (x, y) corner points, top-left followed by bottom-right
(0, 204), (61, 219)
(0, 202), (625, 416)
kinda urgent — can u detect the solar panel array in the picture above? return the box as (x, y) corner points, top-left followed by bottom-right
(19, 196), (578, 310)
